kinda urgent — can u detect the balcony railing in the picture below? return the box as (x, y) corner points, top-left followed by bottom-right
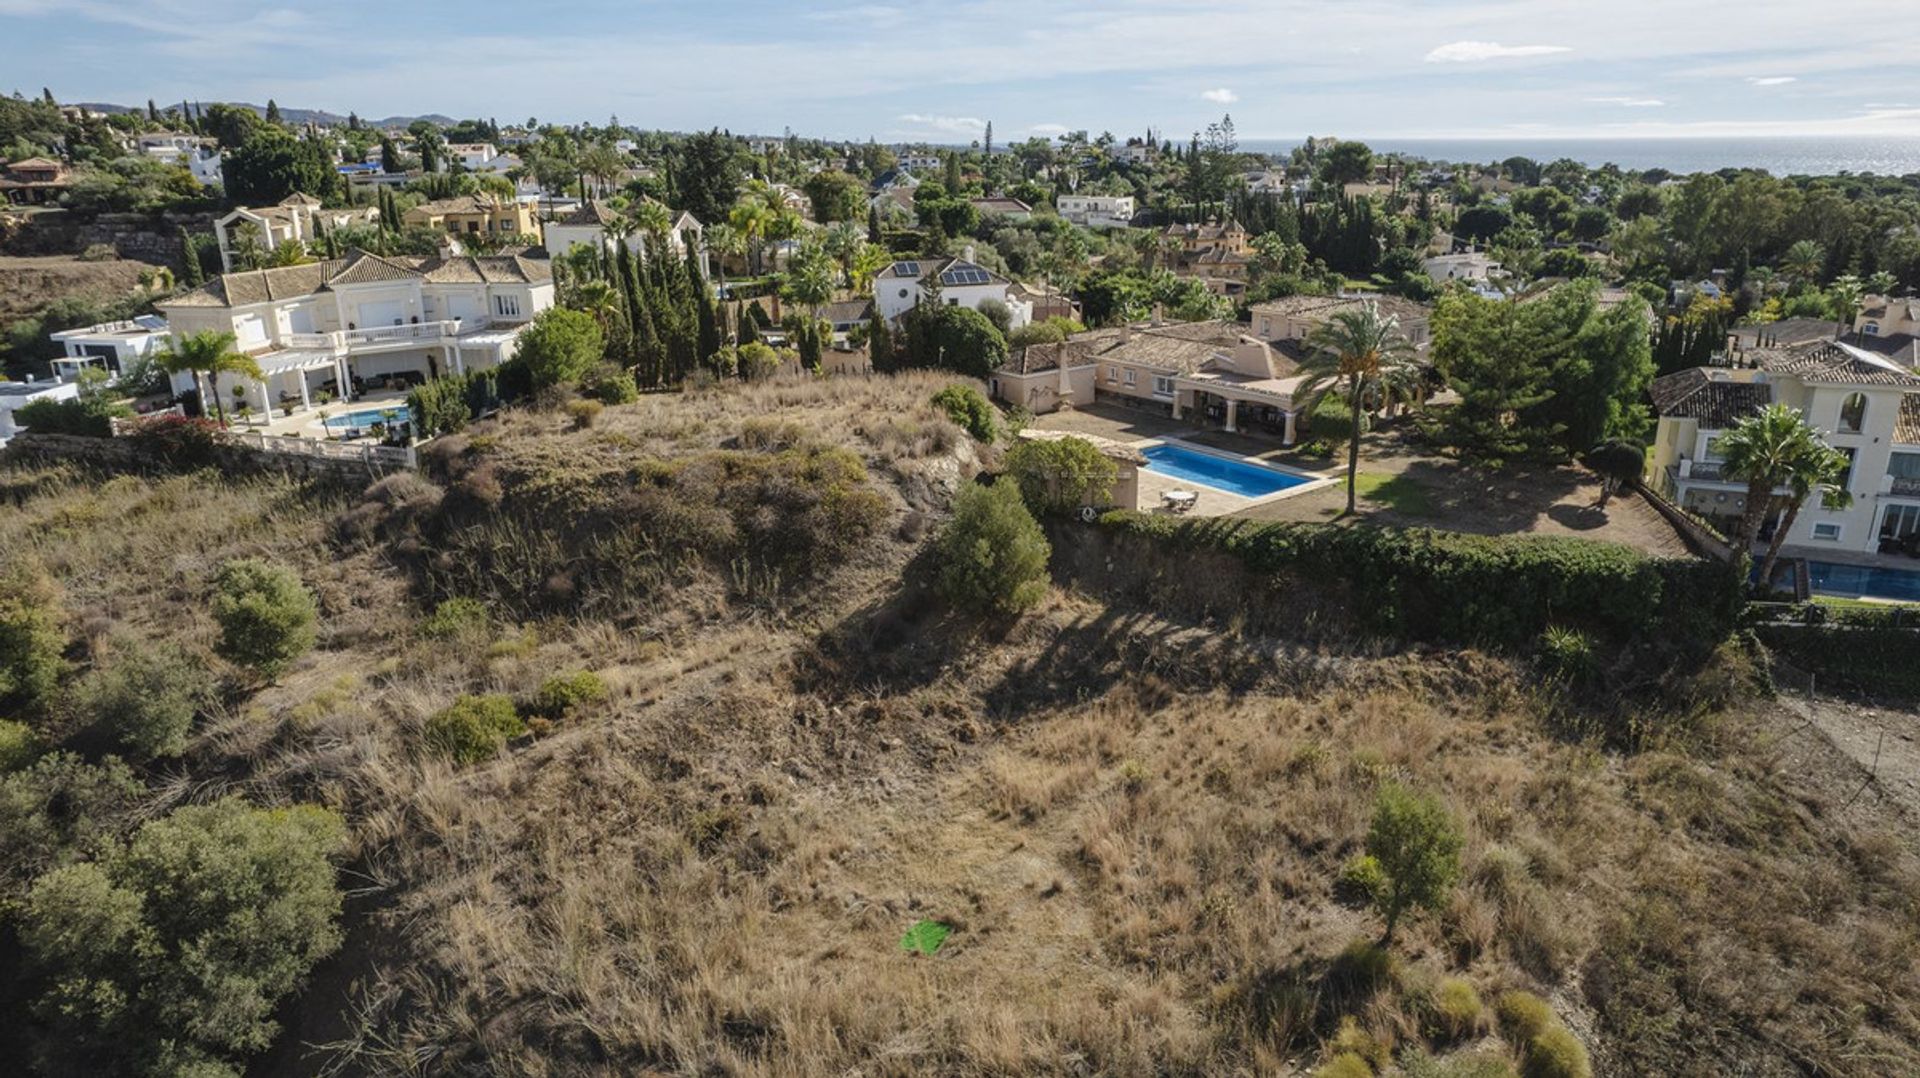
(278, 320), (472, 354)
(1677, 459), (1727, 481)
(1890, 475), (1920, 497)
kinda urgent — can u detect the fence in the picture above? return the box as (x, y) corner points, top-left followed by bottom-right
(1633, 475), (1736, 563)
(221, 429), (416, 471)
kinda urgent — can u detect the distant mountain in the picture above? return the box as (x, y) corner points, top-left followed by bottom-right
(75, 101), (461, 130)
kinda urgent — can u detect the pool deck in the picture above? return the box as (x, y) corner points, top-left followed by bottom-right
(225, 390), (413, 441)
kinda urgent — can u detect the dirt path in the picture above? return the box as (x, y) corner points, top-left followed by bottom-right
(1778, 695), (1920, 825)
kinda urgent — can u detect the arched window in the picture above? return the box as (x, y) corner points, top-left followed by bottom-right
(1839, 392), (1868, 434)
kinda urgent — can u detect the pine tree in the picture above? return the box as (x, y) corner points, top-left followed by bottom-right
(266, 99), (282, 125)
(983, 121), (993, 157)
(348, 112), (360, 131)
(147, 99), (159, 123)
(41, 88), (54, 105)
(868, 205), (883, 245)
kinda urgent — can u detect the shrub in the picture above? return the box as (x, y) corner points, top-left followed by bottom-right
(407, 367), (503, 436)
(0, 718), (38, 772)
(1327, 1014), (1391, 1069)
(15, 395), (132, 437)
(17, 797), (347, 1077)
(937, 481), (1051, 615)
(516, 306), (605, 389)
(66, 644), (210, 759)
(1004, 436), (1119, 514)
(0, 563), (68, 718)
(580, 362), (640, 404)
(536, 670), (608, 718)
(1366, 783), (1463, 942)
(1316, 1052), (1375, 1078)
(1522, 1026), (1591, 1078)
(123, 412), (223, 467)
(738, 341), (781, 381)
(419, 597), (490, 640)
(1433, 977), (1485, 1040)
(211, 559), (317, 679)
(1338, 852), (1386, 903)
(567, 398), (604, 430)
(1538, 626), (1596, 683)
(0, 753), (144, 904)
(1495, 991), (1555, 1045)
(931, 383), (997, 442)
(424, 693), (525, 764)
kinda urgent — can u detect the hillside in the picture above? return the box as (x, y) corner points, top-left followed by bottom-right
(1, 373), (1917, 1077)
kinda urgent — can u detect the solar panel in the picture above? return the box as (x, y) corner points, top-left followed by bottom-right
(896, 261), (920, 277)
(942, 267), (990, 286)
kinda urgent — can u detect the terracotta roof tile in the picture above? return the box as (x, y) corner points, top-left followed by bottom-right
(1649, 369), (1773, 428)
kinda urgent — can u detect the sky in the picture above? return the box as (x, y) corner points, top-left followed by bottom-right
(6, 0), (1920, 144)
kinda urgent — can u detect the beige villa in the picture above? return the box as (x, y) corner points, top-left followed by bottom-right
(1248, 294), (1433, 349)
(403, 195), (542, 243)
(990, 320), (1315, 441)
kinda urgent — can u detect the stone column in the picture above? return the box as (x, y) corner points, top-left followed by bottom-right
(298, 371), (311, 411)
(1171, 391), (1183, 420)
(1223, 398), (1238, 433)
(1283, 408), (1298, 445)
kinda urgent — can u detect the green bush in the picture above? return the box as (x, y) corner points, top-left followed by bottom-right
(1433, 977), (1484, 1040)
(580, 362), (640, 404)
(13, 394), (132, 437)
(1495, 991), (1555, 1045)
(1367, 783), (1463, 941)
(1538, 626), (1596, 683)
(66, 644), (210, 759)
(536, 670), (608, 717)
(408, 367), (503, 436)
(1338, 852), (1386, 903)
(1005, 436), (1120, 515)
(419, 597), (490, 640)
(0, 753), (144, 904)
(937, 481), (1052, 615)
(17, 797), (347, 1077)
(931, 384), (997, 442)
(0, 564), (68, 718)
(1098, 515), (1743, 652)
(738, 340), (781, 381)
(1522, 1026), (1592, 1078)
(424, 693), (525, 764)
(567, 397), (604, 430)
(1756, 624), (1920, 701)
(516, 307), (606, 389)
(0, 718), (39, 772)
(1316, 1051), (1375, 1078)
(211, 559), (318, 679)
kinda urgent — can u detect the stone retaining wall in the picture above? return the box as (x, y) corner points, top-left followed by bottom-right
(2, 431), (403, 487)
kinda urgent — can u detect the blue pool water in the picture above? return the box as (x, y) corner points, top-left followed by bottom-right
(1140, 443), (1312, 498)
(1807, 561), (1920, 603)
(323, 407), (409, 434)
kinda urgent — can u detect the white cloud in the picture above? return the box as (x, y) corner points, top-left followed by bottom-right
(1425, 41), (1570, 63)
(1586, 96), (1665, 107)
(1747, 76), (1797, 86)
(1200, 87), (1239, 104)
(895, 113), (987, 137)
(1028, 122), (1070, 135)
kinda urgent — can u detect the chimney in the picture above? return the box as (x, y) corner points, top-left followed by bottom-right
(1152, 303), (1165, 327)
(962, 245), (976, 264)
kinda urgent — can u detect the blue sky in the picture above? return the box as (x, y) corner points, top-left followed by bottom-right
(5, 0), (1920, 142)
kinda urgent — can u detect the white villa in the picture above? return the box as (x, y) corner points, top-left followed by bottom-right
(1648, 338), (1920, 556)
(214, 194), (380, 272)
(543, 199), (707, 273)
(48, 314), (172, 381)
(1057, 194), (1136, 230)
(0, 378), (79, 447)
(872, 255), (1032, 329)
(154, 248), (553, 419)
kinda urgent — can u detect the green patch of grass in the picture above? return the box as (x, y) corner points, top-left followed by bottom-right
(1355, 472), (1436, 516)
(900, 919), (952, 955)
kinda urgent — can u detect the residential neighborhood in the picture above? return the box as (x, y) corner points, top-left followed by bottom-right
(6, 24), (1920, 1076)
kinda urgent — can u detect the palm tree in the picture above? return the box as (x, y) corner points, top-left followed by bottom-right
(1756, 442), (1852, 592)
(629, 199), (672, 259)
(155, 330), (264, 427)
(704, 222), (745, 293)
(728, 195), (774, 276)
(1299, 303), (1419, 515)
(573, 279), (622, 332)
(1747, 265), (1778, 300)
(1719, 402), (1821, 554)
(1782, 240), (1825, 290)
(822, 221), (863, 287)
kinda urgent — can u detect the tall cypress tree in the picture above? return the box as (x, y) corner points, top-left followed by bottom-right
(689, 246), (719, 367)
(178, 227), (203, 286)
(868, 205), (882, 245)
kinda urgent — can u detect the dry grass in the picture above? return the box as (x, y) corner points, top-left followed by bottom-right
(3, 374), (1918, 1077)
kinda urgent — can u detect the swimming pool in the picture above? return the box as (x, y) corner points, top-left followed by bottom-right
(1140, 443), (1313, 498)
(1806, 560), (1920, 603)
(322, 406), (410, 434)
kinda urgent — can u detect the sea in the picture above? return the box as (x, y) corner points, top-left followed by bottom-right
(1236, 136), (1920, 177)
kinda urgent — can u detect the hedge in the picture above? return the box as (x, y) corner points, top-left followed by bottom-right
(408, 367), (506, 437)
(1099, 514), (1742, 651)
(1755, 624), (1920, 700)
(14, 396), (131, 437)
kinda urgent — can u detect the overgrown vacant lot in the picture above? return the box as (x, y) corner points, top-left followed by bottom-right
(2, 373), (1917, 1077)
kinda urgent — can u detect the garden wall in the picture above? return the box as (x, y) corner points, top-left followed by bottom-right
(2, 430), (408, 486)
